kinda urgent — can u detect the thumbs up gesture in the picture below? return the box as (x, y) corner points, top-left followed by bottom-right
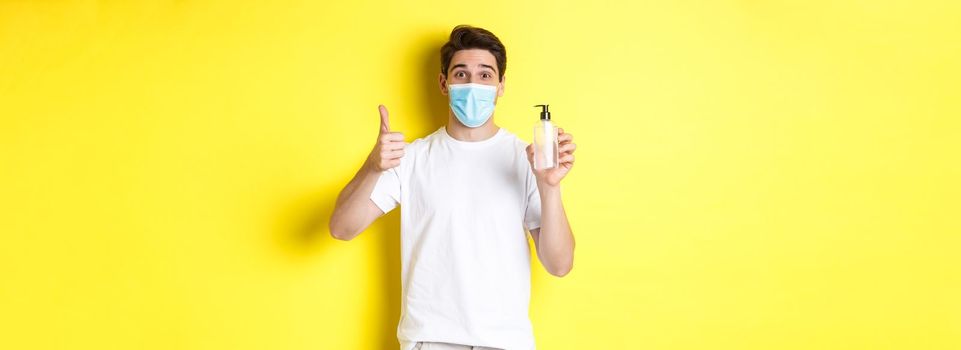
(367, 104), (406, 172)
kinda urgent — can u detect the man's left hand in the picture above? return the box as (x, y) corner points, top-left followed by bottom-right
(526, 128), (576, 188)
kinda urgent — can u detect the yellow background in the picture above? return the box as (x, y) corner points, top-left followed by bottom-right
(2, 1), (959, 349)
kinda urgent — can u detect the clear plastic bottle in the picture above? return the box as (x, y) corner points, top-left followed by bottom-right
(533, 104), (558, 170)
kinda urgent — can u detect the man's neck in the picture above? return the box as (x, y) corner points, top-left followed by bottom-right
(445, 113), (500, 142)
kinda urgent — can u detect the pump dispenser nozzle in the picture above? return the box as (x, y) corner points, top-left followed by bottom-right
(534, 104), (551, 121)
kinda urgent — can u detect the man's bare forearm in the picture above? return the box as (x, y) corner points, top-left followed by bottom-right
(536, 183), (575, 276)
(329, 160), (381, 239)
(335, 160), (378, 207)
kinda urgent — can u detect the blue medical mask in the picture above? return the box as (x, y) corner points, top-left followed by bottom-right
(448, 83), (497, 128)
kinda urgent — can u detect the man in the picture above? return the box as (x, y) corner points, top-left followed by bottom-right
(328, 25), (576, 350)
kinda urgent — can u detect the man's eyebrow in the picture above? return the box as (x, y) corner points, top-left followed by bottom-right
(449, 63), (497, 73)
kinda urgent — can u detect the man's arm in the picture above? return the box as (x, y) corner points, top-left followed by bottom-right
(526, 128), (577, 277)
(328, 105), (405, 241)
(529, 184), (574, 276)
(328, 162), (388, 241)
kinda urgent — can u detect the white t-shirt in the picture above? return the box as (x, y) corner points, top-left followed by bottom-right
(369, 126), (542, 350)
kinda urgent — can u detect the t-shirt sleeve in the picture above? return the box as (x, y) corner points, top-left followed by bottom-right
(523, 169), (542, 231)
(369, 167), (401, 214)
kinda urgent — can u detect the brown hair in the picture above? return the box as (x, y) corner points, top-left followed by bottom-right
(440, 25), (507, 81)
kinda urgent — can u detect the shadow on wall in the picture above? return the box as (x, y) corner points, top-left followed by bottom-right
(274, 29), (452, 349)
(276, 187), (402, 349)
(417, 29), (452, 131)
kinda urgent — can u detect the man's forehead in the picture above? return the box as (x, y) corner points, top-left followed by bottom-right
(450, 49), (497, 70)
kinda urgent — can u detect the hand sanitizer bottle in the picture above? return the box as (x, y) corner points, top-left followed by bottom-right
(533, 104), (558, 170)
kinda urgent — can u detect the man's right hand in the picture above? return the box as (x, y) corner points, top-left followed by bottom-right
(330, 104), (404, 240)
(367, 104), (406, 172)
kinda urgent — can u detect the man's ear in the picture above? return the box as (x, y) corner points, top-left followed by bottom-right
(439, 73), (448, 95)
(497, 75), (505, 97)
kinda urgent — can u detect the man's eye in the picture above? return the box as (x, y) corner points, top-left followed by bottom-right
(482, 73), (491, 79)
(455, 72), (466, 78)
